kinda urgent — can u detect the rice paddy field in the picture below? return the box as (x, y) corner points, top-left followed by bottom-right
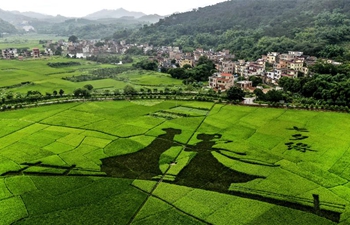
(0, 100), (350, 224)
(0, 57), (183, 95)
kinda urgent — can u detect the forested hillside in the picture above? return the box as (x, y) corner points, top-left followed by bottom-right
(0, 18), (17, 34)
(114, 0), (350, 60)
(33, 18), (147, 39)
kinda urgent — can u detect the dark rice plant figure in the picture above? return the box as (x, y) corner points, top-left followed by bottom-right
(101, 128), (182, 180)
(174, 133), (264, 193)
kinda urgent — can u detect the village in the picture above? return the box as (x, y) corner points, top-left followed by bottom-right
(1, 39), (343, 93)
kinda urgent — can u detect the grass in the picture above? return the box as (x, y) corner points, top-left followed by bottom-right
(0, 101), (349, 224)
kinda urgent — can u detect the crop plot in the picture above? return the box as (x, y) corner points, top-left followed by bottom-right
(0, 101), (350, 224)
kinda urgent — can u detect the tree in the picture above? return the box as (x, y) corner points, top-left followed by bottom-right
(73, 88), (90, 98)
(68, 35), (78, 43)
(125, 46), (144, 55)
(59, 89), (64, 97)
(94, 42), (104, 47)
(226, 87), (245, 101)
(53, 90), (58, 96)
(122, 55), (133, 63)
(6, 92), (13, 100)
(249, 76), (263, 87)
(253, 88), (265, 101)
(133, 60), (158, 71)
(26, 90), (42, 101)
(84, 84), (94, 91)
(265, 90), (284, 102)
(183, 64), (192, 69)
(123, 85), (137, 95)
(278, 77), (302, 93)
(168, 68), (186, 79)
(55, 46), (62, 56)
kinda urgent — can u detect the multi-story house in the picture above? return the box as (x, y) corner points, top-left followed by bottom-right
(209, 73), (234, 92)
(265, 69), (282, 84)
(32, 48), (40, 58)
(279, 53), (294, 61)
(287, 59), (304, 71)
(281, 69), (298, 79)
(221, 61), (235, 74)
(235, 63), (247, 77)
(266, 52), (279, 64)
(179, 59), (193, 68)
(274, 60), (288, 69)
(2, 48), (18, 59)
(300, 67), (309, 75)
(288, 51), (303, 57)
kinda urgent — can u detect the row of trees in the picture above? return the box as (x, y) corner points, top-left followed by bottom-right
(47, 62), (81, 68)
(132, 60), (158, 71)
(2, 89), (65, 104)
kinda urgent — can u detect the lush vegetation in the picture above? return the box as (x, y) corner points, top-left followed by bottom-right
(0, 101), (349, 224)
(113, 0), (350, 60)
(167, 56), (216, 83)
(272, 61), (350, 108)
(47, 61), (81, 68)
(63, 67), (134, 82)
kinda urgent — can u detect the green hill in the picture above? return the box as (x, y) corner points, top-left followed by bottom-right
(0, 18), (17, 34)
(33, 18), (150, 39)
(115, 0), (350, 60)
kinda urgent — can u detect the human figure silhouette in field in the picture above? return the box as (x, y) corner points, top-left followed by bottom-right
(173, 133), (264, 193)
(101, 128), (181, 180)
(102, 130), (264, 193)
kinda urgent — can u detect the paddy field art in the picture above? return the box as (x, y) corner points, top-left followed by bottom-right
(1, 100), (350, 224)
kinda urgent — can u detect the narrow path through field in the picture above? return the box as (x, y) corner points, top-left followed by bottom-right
(127, 103), (216, 225)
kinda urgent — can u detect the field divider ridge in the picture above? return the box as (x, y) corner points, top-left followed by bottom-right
(127, 103), (216, 225)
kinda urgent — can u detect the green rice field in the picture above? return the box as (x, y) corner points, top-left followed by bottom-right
(0, 58), (183, 95)
(0, 100), (350, 224)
